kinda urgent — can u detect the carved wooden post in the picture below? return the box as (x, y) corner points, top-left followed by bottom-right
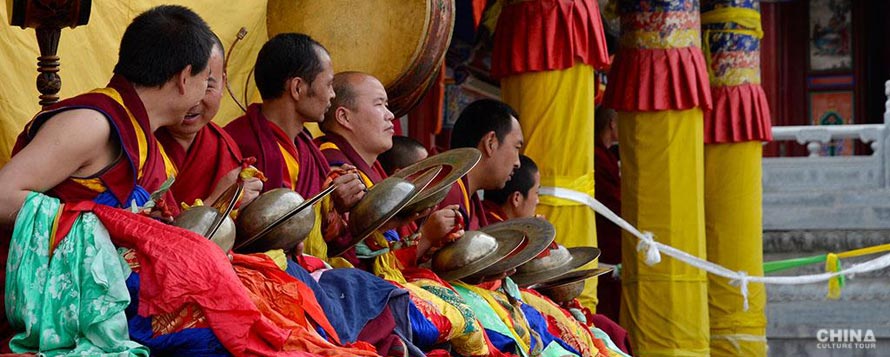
(8, 0), (91, 107)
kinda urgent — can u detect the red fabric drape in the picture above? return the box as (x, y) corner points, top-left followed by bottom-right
(157, 123), (244, 205)
(704, 84), (773, 143)
(491, 0), (611, 78)
(603, 47), (712, 111)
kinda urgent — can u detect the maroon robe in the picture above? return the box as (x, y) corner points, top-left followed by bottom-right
(440, 176), (489, 231)
(314, 133), (392, 267)
(482, 199), (509, 224)
(315, 133), (387, 185)
(156, 122), (244, 205)
(224, 104), (329, 197)
(12, 75), (177, 210)
(594, 141), (622, 323)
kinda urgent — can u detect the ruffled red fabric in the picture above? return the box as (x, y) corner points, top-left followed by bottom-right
(491, 0), (611, 78)
(71, 202), (317, 357)
(704, 84), (773, 144)
(603, 47), (712, 112)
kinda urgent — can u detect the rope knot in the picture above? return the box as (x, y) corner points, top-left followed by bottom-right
(730, 272), (751, 311)
(636, 231), (661, 265)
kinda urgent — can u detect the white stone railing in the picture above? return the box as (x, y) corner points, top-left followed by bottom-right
(771, 124), (884, 157)
(762, 80), (890, 230)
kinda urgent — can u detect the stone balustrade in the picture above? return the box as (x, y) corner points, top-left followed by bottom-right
(762, 80), (890, 230)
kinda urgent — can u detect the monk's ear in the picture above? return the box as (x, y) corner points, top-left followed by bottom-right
(175, 64), (193, 95)
(288, 77), (305, 101)
(510, 191), (523, 208)
(335, 106), (353, 130)
(480, 131), (498, 157)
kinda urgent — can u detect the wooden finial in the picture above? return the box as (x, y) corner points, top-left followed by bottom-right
(9, 0), (92, 108)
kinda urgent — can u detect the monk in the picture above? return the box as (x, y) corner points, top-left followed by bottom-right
(440, 99), (523, 232)
(593, 106), (622, 324)
(0, 5), (227, 354)
(484, 155), (632, 356)
(155, 35), (263, 207)
(315, 73), (516, 357)
(225, 33), (365, 262)
(0, 5), (215, 222)
(483, 155), (540, 223)
(378, 136), (428, 176)
(315, 72), (460, 265)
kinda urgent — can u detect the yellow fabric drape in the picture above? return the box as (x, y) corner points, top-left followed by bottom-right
(500, 64), (599, 310)
(618, 109), (709, 356)
(302, 196), (353, 268)
(704, 142), (767, 356)
(0, 1), (272, 167)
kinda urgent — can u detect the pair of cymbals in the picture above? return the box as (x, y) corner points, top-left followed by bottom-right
(511, 245), (603, 287)
(530, 267), (614, 303)
(432, 218), (556, 282)
(172, 181), (244, 251)
(329, 168), (440, 257)
(393, 148), (482, 216)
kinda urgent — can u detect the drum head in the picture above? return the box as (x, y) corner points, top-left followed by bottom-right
(267, 0), (455, 116)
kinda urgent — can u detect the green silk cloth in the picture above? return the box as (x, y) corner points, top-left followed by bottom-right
(6, 192), (148, 356)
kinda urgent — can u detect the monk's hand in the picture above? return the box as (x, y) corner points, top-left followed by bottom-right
(240, 176), (263, 206)
(206, 167), (242, 206)
(419, 205), (464, 249)
(331, 171), (366, 214)
(381, 207), (433, 231)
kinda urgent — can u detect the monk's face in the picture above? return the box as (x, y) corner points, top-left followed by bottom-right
(296, 47), (335, 123)
(173, 46), (224, 137)
(514, 171), (540, 218)
(178, 58), (213, 126)
(346, 76), (395, 155)
(490, 117), (524, 189)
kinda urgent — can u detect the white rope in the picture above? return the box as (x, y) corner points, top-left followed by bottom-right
(540, 187), (662, 265)
(540, 186), (890, 311)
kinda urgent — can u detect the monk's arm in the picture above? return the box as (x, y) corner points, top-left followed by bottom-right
(0, 110), (114, 225)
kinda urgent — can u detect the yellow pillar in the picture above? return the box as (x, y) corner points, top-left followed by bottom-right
(704, 143), (767, 356)
(603, 0), (714, 354)
(701, 2), (771, 355)
(491, 0), (611, 313)
(618, 109), (710, 356)
(501, 64), (600, 309)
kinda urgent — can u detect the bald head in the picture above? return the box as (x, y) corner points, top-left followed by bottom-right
(322, 72), (375, 132)
(321, 71), (396, 164)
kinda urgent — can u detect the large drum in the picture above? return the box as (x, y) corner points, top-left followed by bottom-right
(267, 0), (454, 117)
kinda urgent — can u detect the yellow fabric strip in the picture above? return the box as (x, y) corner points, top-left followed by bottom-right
(317, 142), (339, 152)
(277, 143), (300, 189)
(89, 87), (148, 179)
(501, 64), (599, 310)
(826, 253), (842, 300)
(158, 144), (178, 179)
(69, 178), (107, 193)
(704, 142), (767, 357)
(836, 243), (890, 259)
(47, 203), (63, 257)
(618, 109), (709, 356)
(302, 194), (354, 268)
(620, 29), (701, 50)
(700, 8), (763, 38)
